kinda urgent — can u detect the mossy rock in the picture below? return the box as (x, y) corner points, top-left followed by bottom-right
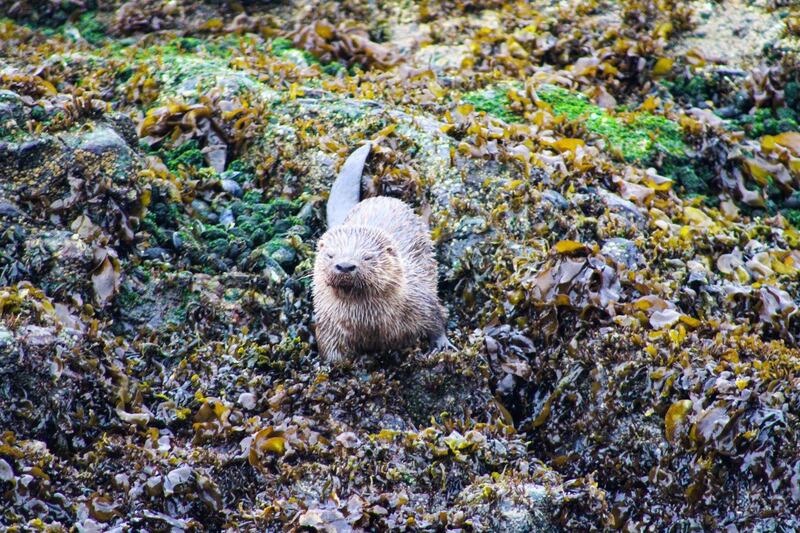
(271, 37), (346, 74)
(536, 85), (687, 164)
(735, 107), (800, 138)
(461, 84), (687, 165)
(463, 85), (524, 123)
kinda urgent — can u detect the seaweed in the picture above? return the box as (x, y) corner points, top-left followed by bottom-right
(2, 1), (800, 530)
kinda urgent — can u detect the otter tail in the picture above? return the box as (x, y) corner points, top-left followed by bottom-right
(327, 142), (371, 228)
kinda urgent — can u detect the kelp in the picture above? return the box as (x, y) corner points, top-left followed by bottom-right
(1, 0), (800, 530)
(286, 20), (400, 70)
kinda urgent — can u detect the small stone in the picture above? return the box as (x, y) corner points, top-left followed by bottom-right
(270, 246), (296, 267)
(140, 247), (170, 260)
(601, 238), (641, 269)
(221, 179), (243, 197)
(0, 201), (21, 217)
(0, 458), (14, 481)
(0, 90), (25, 127)
(238, 392), (257, 410)
(541, 189), (569, 209)
(220, 208), (235, 226)
(335, 431), (360, 449)
(171, 232), (184, 250)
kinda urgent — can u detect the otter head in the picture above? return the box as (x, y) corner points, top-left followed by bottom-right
(315, 226), (403, 297)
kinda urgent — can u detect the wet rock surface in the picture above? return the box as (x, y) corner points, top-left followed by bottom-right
(1, 0), (800, 530)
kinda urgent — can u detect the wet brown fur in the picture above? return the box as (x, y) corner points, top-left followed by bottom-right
(313, 197), (448, 362)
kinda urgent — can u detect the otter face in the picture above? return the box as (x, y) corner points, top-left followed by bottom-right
(315, 226), (403, 297)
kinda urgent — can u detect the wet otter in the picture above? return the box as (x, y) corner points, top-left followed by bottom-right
(313, 143), (452, 363)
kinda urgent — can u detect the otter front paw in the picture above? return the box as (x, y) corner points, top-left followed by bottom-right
(427, 332), (456, 354)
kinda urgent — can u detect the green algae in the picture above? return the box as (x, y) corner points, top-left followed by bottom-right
(665, 75), (713, 102)
(461, 84), (687, 164)
(271, 37), (345, 75)
(141, 179), (308, 277)
(736, 107), (800, 138)
(116, 285), (142, 309)
(660, 159), (714, 196)
(463, 86), (523, 123)
(537, 85), (687, 163)
(157, 140), (206, 172)
(782, 208), (800, 228)
(74, 12), (106, 46)
(271, 37), (297, 57)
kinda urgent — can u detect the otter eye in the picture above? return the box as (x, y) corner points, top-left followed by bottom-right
(363, 254), (374, 261)
(326, 253), (334, 259)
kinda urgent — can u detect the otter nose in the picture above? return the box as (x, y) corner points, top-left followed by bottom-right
(335, 262), (356, 273)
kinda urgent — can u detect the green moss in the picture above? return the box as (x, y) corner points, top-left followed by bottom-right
(736, 107), (800, 138)
(662, 75), (714, 104)
(141, 212), (167, 242)
(536, 86), (594, 120)
(322, 61), (346, 75)
(538, 86), (687, 163)
(139, 184), (306, 276)
(227, 159), (254, 175)
(265, 238), (290, 254)
(174, 36), (201, 53)
(108, 35), (241, 78)
(271, 37), (294, 56)
(30, 105), (46, 121)
(272, 37), (317, 66)
(159, 140), (206, 172)
(463, 86), (523, 123)
(75, 12), (105, 46)
(660, 159), (714, 196)
(167, 291), (200, 325)
(783, 209), (800, 228)
(241, 190), (263, 204)
(785, 82), (800, 111)
(117, 286), (142, 309)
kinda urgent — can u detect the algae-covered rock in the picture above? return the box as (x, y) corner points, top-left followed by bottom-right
(2, 1), (800, 530)
(0, 98), (145, 245)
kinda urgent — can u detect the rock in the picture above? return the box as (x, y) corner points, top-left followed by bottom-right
(601, 238), (642, 269)
(19, 325), (57, 348)
(0, 325), (13, 349)
(784, 191), (800, 209)
(541, 189), (569, 209)
(595, 188), (647, 229)
(221, 179), (243, 197)
(671, 1), (786, 69)
(455, 477), (557, 532)
(191, 199), (214, 222)
(0, 90), (25, 128)
(442, 216), (491, 274)
(0, 200), (21, 217)
(270, 245), (296, 267)
(412, 44), (471, 74)
(140, 247), (170, 260)
(0, 317), (118, 457)
(238, 393), (256, 410)
(219, 208), (235, 226)
(0, 96), (144, 245)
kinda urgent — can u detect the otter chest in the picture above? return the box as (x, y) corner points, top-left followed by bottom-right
(337, 297), (415, 350)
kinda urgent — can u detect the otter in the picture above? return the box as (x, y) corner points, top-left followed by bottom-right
(313, 143), (453, 363)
